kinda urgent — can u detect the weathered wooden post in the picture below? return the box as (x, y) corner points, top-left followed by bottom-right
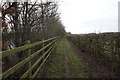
(42, 38), (45, 61)
(42, 38), (44, 54)
(25, 40), (32, 78)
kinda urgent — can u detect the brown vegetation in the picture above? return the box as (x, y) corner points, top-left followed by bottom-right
(67, 32), (120, 77)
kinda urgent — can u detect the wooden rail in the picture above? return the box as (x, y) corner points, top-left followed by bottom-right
(0, 36), (58, 78)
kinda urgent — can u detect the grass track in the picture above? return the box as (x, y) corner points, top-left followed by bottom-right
(37, 37), (88, 78)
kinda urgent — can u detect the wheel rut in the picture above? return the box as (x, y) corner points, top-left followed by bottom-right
(64, 41), (70, 78)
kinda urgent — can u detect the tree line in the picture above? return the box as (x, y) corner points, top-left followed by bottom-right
(2, 0), (66, 50)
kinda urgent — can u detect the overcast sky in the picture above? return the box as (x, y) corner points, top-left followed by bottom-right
(1, 0), (120, 34)
(58, 0), (120, 34)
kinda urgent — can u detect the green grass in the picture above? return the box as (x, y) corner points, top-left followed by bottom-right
(37, 37), (88, 78)
(44, 37), (65, 78)
(64, 38), (88, 78)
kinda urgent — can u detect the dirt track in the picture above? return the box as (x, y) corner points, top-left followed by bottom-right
(68, 40), (115, 78)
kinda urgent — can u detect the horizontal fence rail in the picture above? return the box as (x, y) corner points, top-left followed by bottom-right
(0, 37), (58, 58)
(0, 36), (59, 78)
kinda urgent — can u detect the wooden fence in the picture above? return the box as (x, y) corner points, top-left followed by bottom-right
(0, 36), (59, 79)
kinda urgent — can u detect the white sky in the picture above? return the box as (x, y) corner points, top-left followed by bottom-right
(58, 0), (120, 34)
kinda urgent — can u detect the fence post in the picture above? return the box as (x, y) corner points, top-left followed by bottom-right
(42, 38), (44, 54)
(25, 40), (32, 78)
(42, 38), (45, 61)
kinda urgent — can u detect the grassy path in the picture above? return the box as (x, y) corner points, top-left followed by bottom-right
(37, 37), (88, 78)
(64, 39), (70, 78)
